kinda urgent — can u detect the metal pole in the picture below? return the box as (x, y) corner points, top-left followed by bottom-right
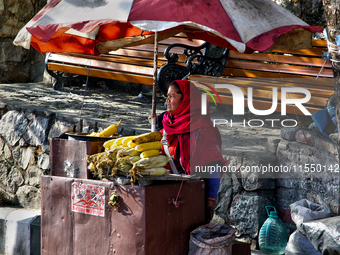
(151, 31), (159, 132)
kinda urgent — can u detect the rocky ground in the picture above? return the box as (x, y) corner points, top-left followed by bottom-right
(0, 81), (314, 158)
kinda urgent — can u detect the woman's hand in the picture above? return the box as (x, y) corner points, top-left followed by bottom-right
(148, 113), (157, 124)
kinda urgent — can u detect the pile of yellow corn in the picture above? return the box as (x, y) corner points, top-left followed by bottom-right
(86, 131), (169, 183)
(129, 131), (169, 183)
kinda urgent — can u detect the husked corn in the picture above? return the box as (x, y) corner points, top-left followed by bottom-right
(99, 120), (122, 137)
(135, 141), (162, 152)
(127, 140), (137, 148)
(103, 139), (117, 151)
(122, 136), (136, 147)
(113, 136), (125, 146)
(134, 155), (170, 169)
(87, 132), (100, 137)
(140, 150), (160, 159)
(132, 131), (162, 145)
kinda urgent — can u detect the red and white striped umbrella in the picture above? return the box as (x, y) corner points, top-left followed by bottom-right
(14, 0), (323, 55)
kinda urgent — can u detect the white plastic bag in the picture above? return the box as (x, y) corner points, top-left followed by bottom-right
(285, 199), (330, 255)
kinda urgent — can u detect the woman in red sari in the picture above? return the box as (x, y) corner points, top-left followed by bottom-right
(157, 79), (228, 220)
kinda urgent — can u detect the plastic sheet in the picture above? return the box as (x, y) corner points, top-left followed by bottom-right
(301, 216), (340, 255)
(285, 199), (330, 255)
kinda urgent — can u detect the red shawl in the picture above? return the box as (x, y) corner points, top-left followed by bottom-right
(162, 80), (227, 174)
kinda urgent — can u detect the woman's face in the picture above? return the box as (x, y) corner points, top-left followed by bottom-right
(166, 85), (183, 114)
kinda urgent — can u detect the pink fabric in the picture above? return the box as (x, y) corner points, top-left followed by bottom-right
(162, 80), (227, 174)
(129, 0), (242, 42)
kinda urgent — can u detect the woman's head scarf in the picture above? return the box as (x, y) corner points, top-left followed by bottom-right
(162, 79), (213, 135)
(162, 79), (228, 174)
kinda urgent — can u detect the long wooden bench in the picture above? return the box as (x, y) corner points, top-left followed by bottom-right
(46, 35), (334, 115)
(158, 39), (334, 115)
(45, 33), (204, 90)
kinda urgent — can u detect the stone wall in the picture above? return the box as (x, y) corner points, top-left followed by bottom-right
(0, 104), (140, 210)
(0, 0), (47, 83)
(214, 127), (339, 246)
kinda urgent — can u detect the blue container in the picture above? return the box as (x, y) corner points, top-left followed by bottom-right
(259, 206), (288, 255)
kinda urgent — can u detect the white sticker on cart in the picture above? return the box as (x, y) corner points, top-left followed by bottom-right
(71, 182), (105, 217)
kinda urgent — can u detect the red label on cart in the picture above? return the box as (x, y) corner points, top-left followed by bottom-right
(71, 182), (105, 217)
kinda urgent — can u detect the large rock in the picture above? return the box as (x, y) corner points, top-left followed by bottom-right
(6, 167), (24, 194)
(215, 173), (233, 221)
(48, 121), (75, 139)
(12, 146), (35, 170)
(281, 127), (300, 141)
(3, 144), (13, 163)
(0, 137), (4, 157)
(23, 116), (50, 146)
(0, 164), (9, 184)
(24, 166), (43, 188)
(0, 111), (28, 146)
(16, 186), (41, 210)
(241, 154), (276, 191)
(37, 152), (49, 170)
(229, 191), (274, 239)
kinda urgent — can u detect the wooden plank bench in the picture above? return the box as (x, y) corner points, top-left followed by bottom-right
(158, 39), (334, 115)
(45, 33), (204, 90)
(46, 34), (334, 115)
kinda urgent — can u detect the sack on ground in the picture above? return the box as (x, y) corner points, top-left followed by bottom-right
(285, 199), (330, 255)
(188, 223), (235, 255)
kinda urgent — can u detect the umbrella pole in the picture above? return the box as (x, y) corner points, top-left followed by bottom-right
(151, 31), (158, 132)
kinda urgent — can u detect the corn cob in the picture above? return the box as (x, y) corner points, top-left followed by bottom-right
(117, 147), (140, 157)
(135, 141), (162, 152)
(127, 140), (137, 148)
(87, 132), (100, 137)
(99, 119), (122, 137)
(113, 136), (125, 146)
(128, 166), (168, 184)
(140, 149), (160, 159)
(103, 139), (117, 151)
(128, 155), (141, 164)
(122, 136), (136, 147)
(133, 155), (170, 169)
(132, 131), (162, 145)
